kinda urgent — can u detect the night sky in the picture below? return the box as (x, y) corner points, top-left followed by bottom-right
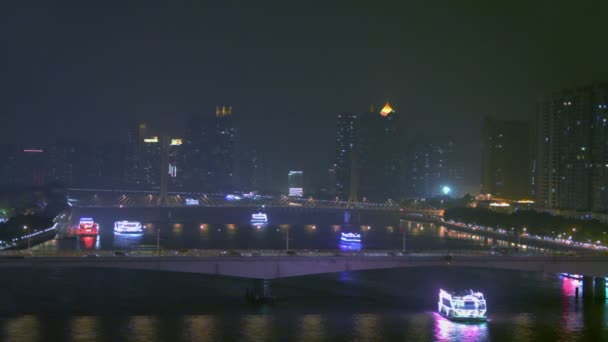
(1, 1), (607, 191)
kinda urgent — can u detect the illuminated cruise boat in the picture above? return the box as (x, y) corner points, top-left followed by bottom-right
(76, 217), (99, 236)
(560, 273), (583, 280)
(251, 212), (268, 226)
(339, 232), (362, 251)
(438, 289), (487, 322)
(114, 221), (143, 234)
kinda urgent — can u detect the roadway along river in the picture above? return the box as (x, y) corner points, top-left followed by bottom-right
(2, 208), (606, 340)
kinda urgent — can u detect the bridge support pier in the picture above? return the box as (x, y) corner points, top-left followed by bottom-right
(247, 279), (274, 304)
(594, 277), (606, 301)
(583, 276), (594, 299)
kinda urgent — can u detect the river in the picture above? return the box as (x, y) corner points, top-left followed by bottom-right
(2, 208), (606, 341)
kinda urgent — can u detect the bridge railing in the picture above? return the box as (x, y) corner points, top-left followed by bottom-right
(2, 248), (607, 258)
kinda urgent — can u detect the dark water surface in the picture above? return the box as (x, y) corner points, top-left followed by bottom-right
(3, 208), (606, 341)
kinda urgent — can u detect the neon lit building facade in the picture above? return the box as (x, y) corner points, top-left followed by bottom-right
(288, 170), (304, 197)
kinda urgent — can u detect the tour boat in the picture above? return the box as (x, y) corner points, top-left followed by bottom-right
(560, 273), (583, 280)
(114, 221), (143, 234)
(438, 289), (487, 322)
(76, 217), (99, 236)
(251, 212), (268, 226)
(339, 232), (362, 251)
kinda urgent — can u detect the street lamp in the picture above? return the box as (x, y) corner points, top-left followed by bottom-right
(23, 225), (30, 249)
(402, 227), (406, 254)
(286, 226), (290, 252)
(156, 228), (160, 256)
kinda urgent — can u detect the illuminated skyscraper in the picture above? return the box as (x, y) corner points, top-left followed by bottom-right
(288, 170), (304, 197)
(141, 136), (162, 188)
(167, 138), (185, 190)
(333, 113), (359, 200)
(535, 83), (608, 210)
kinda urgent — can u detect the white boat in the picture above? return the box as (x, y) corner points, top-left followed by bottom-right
(339, 232), (362, 251)
(340, 232), (361, 243)
(438, 289), (487, 322)
(251, 212), (268, 225)
(114, 221), (143, 234)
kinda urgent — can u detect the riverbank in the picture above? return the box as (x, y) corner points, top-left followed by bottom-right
(404, 216), (606, 254)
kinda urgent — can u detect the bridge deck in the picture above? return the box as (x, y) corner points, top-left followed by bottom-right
(2, 253), (608, 279)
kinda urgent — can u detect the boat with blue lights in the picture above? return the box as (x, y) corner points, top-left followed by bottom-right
(339, 232), (362, 251)
(114, 221), (143, 234)
(251, 212), (268, 226)
(438, 289), (487, 323)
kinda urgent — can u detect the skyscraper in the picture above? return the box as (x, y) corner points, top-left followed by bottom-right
(359, 102), (401, 201)
(167, 138), (185, 190)
(288, 170), (304, 197)
(125, 122), (147, 188)
(184, 113), (212, 191)
(141, 136), (162, 188)
(213, 106), (237, 192)
(333, 113), (359, 201)
(184, 106), (237, 192)
(406, 140), (458, 198)
(481, 117), (531, 199)
(535, 83), (608, 210)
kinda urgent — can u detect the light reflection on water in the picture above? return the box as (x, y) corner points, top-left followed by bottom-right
(4, 315), (39, 342)
(70, 316), (100, 342)
(297, 314), (325, 342)
(433, 312), (488, 342)
(242, 315), (274, 341)
(183, 315), (217, 341)
(352, 314), (380, 341)
(43, 209), (553, 253)
(128, 316), (158, 342)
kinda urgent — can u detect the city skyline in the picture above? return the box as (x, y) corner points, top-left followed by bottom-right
(3, 3), (608, 340)
(2, 1), (608, 190)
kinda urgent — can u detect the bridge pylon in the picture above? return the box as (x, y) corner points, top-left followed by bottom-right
(158, 135), (169, 206)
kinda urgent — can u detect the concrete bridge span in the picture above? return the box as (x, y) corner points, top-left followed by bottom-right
(2, 255), (608, 279)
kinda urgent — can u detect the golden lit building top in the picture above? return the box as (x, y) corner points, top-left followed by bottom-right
(379, 101), (395, 117)
(216, 105), (232, 117)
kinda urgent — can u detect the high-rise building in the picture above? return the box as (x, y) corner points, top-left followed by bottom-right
(167, 138), (185, 190)
(359, 102), (401, 201)
(405, 140), (459, 198)
(288, 170), (304, 197)
(333, 113), (359, 201)
(125, 122), (148, 188)
(16, 148), (47, 186)
(141, 136), (162, 188)
(184, 106), (237, 193)
(332, 102), (402, 202)
(535, 83), (608, 210)
(481, 117), (531, 199)
(213, 106), (237, 192)
(184, 114), (212, 191)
